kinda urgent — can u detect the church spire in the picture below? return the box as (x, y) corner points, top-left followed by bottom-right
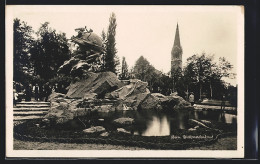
(173, 22), (181, 47)
(171, 23), (183, 78)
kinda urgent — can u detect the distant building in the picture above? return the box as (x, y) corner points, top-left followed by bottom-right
(171, 23), (183, 77)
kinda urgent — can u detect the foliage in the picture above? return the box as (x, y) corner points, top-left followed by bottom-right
(13, 18), (34, 83)
(30, 22), (71, 82)
(182, 53), (235, 100)
(104, 12), (120, 73)
(119, 56), (130, 80)
(101, 29), (107, 48)
(133, 56), (155, 82)
(99, 29), (107, 71)
(49, 75), (72, 89)
(171, 67), (182, 91)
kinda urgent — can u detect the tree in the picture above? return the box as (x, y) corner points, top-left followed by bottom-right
(133, 56), (154, 81)
(157, 74), (172, 95)
(182, 62), (197, 99)
(101, 29), (107, 45)
(100, 29), (107, 71)
(183, 53), (235, 100)
(119, 56), (129, 80)
(13, 18), (34, 83)
(30, 22), (70, 82)
(104, 12), (119, 73)
(171, 67), (183, 92)
(217, 57), (236, 79)
(133, 56), (161, 91)
(184, 53), (214, 100)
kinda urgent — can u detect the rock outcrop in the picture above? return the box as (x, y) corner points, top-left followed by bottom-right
(106, 79), (150, 110)
(44, 93), (84, 124)
(140, 93), (175, 110)
(44, 75), (192, 125)
(83, 126), (106, 134)
(169, 94), (191, 110)
(66, 71), (124, 99)
(140, 93), (192, 111)
(117, 128), (131, 135)
(48, 92), (66, 102)
(113, 117), (134, 126)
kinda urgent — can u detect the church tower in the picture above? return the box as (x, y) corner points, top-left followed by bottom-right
(171, 23), (182, 77)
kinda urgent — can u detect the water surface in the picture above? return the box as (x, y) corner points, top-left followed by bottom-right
(96, 110), (237, 136)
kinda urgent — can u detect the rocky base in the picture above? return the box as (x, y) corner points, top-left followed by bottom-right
(44, 72), (192, 125)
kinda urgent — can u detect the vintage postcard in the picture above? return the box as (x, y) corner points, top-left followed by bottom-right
(6, 5), (244, 158)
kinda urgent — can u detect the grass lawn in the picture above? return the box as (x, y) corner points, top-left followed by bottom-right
(13, 139), (146, 150)
(14, 136), (236, 150)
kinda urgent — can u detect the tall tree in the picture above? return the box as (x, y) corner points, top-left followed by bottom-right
(104, 12), (119, 73)
(186, 53), (213, 99)
(119, 56), (129, 80)
(30, 22), (70, 82)
(100, 29), (107, 71)
(183, 53), (234, 100)
(13, 18), (34, 83)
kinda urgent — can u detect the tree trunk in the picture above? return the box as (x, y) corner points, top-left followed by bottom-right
(199, 84), (202, 100)
(186, 85), (189, 100)
(172, 79), (175, 92)
(210, 81), (213, 99)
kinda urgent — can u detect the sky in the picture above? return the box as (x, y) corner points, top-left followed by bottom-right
(7, 5), (244, 86)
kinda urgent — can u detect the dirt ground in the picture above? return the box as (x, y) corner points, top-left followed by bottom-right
(13, 136), (236, 150)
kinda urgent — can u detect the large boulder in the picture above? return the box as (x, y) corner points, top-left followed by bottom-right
(168, 94), (191, 110)
(140, 93), (176, 110)
(139, 92), (194, 111)
(117, 128), (131, 135)
(96, 104), (114, 112)
(48, 92), (65, 102)
(44, 92), (85, 124)
(66, 72), (124, 99)
(107, 79), (150, 110)
(113, 117), (134, 126)
(83, 126), (106, 134)
(139, 93), (192, 111)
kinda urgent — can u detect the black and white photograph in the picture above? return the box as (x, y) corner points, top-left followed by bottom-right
(6, 5), (244, 158)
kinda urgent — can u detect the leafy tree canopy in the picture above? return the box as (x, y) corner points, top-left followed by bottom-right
(13, 18), (34, 83)
(30, 22), (71, 82)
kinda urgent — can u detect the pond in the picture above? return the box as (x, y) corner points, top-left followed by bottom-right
(91, 110), (237, 137)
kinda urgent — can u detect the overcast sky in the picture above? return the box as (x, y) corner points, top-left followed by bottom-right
(7, 5), (243, 86)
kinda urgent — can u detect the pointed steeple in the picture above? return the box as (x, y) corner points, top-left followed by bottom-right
(171, 23), (183, 78)
(173, 23), (181, 47)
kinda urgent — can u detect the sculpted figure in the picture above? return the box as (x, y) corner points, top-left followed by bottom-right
(58, 27), (105, 78)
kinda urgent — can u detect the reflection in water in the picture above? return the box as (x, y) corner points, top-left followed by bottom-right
(224, 113), (237, 124)
(194, 111), (199, 120)
(142, 116), (170, 136)
(218, 112), (226, 123)
(97, 110), (237, 137)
